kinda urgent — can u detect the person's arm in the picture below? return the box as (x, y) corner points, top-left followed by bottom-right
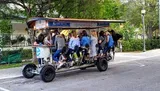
(80, 37), (84, 46)
(98, 36), (103, 44)
(88, 37), (91, 45)
(78, 38), (80, 47)
(33, 40), (39, 46)
(54, 37), (58, 48)
(68, 38), (73, 48)
(53, 36), (58, 46)
(106, 35), (109, 43)
(34, 42), (38, 45)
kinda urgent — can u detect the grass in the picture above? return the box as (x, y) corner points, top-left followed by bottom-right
(0, 61), (32, 70)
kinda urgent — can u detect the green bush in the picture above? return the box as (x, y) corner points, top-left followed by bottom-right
(21, 49), (32, 59)
(2, 49), (32, 60)
(122, 39), (160, 52)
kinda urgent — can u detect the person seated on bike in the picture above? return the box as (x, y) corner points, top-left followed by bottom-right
(98, 31), (106, 56)
(53, 34), (66, 68)
(67, 30), (80, 66)
(104, 31), (114, 57)
(51, 29), (60, 52)
(44, 33), (52, 46)
(79, 30), (91, 62)
(80, 30), (91, 47)
(90, 30), (98, 60)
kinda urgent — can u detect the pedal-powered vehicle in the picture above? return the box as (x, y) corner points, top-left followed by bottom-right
(22, 17), (125, 82)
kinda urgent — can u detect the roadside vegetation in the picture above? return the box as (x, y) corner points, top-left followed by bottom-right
(0, 61), (32, 69)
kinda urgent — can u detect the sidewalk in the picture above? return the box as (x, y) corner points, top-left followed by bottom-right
(113, 49), (160, 64)
(0, 67), (22, 80)
(0, 49), (160, 80)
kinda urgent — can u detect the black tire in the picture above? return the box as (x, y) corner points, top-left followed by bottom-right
(96, 58), (108, 72)
(22, 63), (37, 78)
(40, 65), (56, 82)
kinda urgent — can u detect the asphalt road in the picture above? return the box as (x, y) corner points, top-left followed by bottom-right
(0, 56), (160, 91)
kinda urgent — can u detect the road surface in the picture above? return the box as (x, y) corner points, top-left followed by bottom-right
(0, 55), (160, 91)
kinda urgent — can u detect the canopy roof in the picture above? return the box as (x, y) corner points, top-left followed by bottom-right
(27, 17), (125, 30)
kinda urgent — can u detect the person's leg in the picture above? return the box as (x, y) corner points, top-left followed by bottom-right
(97, 45), (100, 54)
(38, 58), (41, 64)
(75, 47), (80, 57)
(67, 49), (73, 62)
(53, 50), (61, 62)
(102, 46), (109, 57)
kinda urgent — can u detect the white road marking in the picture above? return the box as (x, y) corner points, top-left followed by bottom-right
(0, 87), (10, 91)
(134, 61), (145, 67)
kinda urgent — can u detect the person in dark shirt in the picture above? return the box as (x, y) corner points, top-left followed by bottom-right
(98, 31), (106, 54)
(109, 29), (122, 46)
(51, 29), (60, 45)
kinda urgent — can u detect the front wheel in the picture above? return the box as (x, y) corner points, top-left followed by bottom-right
(96, 58), (108, 72)
(22, 63), (37, 78)
(40, 65), (56, 82)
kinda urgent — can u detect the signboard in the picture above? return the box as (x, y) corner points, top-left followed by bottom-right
(36, 47), (50, 58)
(70, 22), (97, 28)
(47, 21), (109, 28)
(35, 20), (47, 29)
(97, 22), (110, 26)
(48, 21), (70, 27)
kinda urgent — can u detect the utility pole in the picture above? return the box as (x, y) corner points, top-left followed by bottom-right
(141, 1), (146, 52)
(159, 0), (160, 38)
(0, 29), (2, 47)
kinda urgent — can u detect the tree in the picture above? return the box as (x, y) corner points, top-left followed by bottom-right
(0, 0), (122, 19)
(100, 0), (122, 19)
(0, 0), (61, 19)
(120, 0), (158, 39)
(0, 20), (12, 33)
(0, 20), (12, 47)
(53, 0), (122, 19)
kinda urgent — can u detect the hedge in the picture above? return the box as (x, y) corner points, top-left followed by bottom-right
(21, 49), (32, 59)
(122, 39), (160, 52)
(2, 49), (32, 60)
(2, 39), (160, 59)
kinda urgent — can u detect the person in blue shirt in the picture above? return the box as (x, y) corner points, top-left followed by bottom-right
(80, 30), (91, 61)
(67, 31), (80, 66)
(104, 31), (114, 55)
(80, 30), (91, 47)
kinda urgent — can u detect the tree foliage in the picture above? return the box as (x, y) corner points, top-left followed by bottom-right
(0, 20), (12, 33)
(0, 0), (121, 19)
(120, 0), (158, 38)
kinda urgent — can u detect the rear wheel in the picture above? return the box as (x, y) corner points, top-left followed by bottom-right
(96, 58), (108, 72)
(22, 63), (37, 78)
(40, 65), (56, 82)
